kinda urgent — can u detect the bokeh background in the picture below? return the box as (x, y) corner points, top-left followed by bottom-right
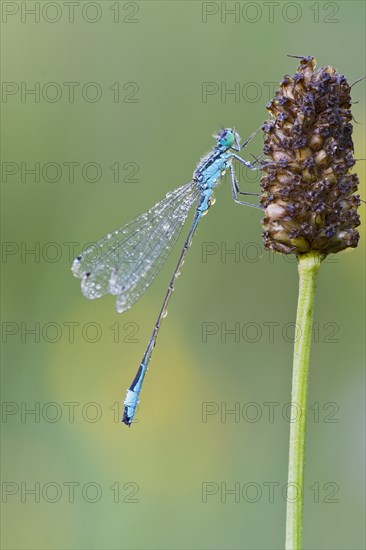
(2, 1), (365, 548)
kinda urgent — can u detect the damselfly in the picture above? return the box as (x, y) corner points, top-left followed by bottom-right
(72, 128), (261, 426)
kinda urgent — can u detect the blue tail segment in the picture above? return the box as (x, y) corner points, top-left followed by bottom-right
(122, 363), (146, 426)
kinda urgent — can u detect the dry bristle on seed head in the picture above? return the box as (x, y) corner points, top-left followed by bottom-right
(261, 56), (360, 255)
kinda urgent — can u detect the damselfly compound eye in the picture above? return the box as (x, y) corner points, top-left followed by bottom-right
(217, 128), (235, 148)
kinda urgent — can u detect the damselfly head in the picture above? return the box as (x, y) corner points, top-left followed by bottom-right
(216, 128), (241, 151)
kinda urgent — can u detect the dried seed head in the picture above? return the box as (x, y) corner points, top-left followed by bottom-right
(261, 56), (361, 255)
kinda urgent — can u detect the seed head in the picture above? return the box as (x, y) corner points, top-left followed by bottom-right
(261, 56), (361, 255)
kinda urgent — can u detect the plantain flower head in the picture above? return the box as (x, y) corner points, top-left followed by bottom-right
(261, 56), (361, 255)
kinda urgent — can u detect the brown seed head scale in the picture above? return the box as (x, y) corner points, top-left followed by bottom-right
(260, 56), (361, 255)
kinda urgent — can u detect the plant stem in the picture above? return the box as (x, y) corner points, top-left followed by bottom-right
(285, 250), (323, 550)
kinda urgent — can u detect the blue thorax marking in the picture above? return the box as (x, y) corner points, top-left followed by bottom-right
(194, 147), (233, 214)
(193, 147), (232, 187)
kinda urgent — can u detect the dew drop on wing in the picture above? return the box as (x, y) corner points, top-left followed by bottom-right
(71, 257), (82, 277)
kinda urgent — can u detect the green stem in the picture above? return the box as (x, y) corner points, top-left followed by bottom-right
(285, 250), (323, 550)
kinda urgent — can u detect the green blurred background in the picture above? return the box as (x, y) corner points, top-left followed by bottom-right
(1, 1), (365, 548)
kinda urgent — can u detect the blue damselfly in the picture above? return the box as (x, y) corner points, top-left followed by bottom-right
(72, 128), (260, 426)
